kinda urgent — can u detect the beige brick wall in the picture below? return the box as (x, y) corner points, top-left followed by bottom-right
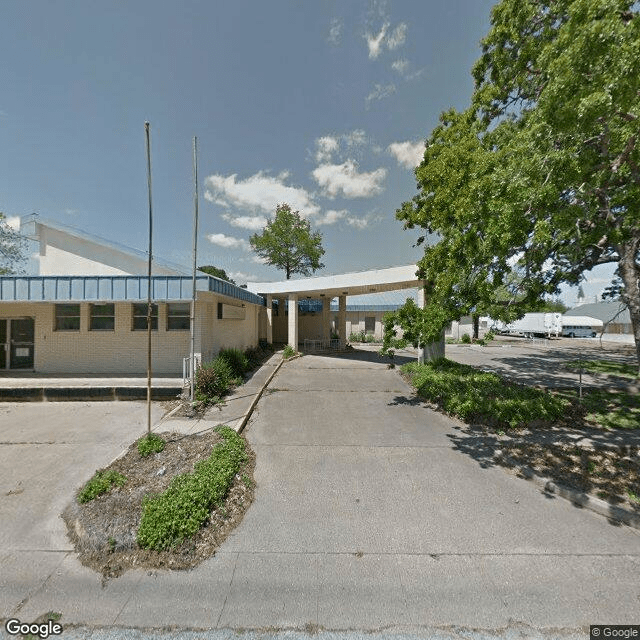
(0, 295), (264, 375)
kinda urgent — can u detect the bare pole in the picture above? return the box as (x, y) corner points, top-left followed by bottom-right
(145, 122), (154, 435)
(190, 136), (199, 401)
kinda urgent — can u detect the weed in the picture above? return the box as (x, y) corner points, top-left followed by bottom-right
(78, 470), (127, 504)
(628, 490), (640, 504)
(108, 536), (116, 552)
(283, 344), (296, 359)
(241, 473), (252, 488)
(137, 433), (166, 457)
(461, 333), (471, 344)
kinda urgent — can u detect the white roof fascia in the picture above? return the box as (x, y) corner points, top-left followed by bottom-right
(246, 265), (422, 298)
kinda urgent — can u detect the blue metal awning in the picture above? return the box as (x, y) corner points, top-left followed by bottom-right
(0, 275), (265, 305)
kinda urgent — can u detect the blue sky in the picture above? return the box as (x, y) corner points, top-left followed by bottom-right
(0, 0), (614, 306)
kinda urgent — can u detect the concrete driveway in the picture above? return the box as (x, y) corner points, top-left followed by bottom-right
(1, 354), (639, 635)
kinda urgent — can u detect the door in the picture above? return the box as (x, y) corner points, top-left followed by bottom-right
(2, 318), (35, 369)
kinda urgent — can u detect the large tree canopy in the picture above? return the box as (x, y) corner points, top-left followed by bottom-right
(394, 0), (640, 368)
(250, 203), (325, 279)
(0, 213), (26, 275)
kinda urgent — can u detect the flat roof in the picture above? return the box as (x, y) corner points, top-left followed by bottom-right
(246, 265), (422, 298)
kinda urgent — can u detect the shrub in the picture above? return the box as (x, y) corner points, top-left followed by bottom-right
(78, 470), (127, 504)
(349, 331), (366, 342)
(485, 331), (495, 342)
(401, 359), (568, 429)
(218, 348), (249, 378)
(282, 344), (296, 359)
(137, 433), (165, 457)
(461, 333), (471, 344)
(195, 357), (233, 403)
(137, 426), (247, 550)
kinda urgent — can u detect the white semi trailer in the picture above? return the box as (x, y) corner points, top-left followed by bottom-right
(493, 313), (563, 338)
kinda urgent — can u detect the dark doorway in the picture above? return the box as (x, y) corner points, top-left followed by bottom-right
(0, 318), (35, 369)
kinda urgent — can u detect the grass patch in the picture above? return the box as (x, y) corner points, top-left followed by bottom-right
(137, 426), (247, 550)
(565, 359), (638, 379)
(402, 358), (569, 429)
(78, 470), (127, 504)
(137, 433), (166, 457)
(556, 388), (640, 430)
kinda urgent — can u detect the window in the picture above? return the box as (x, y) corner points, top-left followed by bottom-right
(55, 304), (80, 331)
(132, 303), (158, 330)
(167, 303), (190, 330)
(90, 303), (115, 331)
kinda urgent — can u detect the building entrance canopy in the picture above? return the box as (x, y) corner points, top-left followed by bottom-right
(246, 265), (424, 349)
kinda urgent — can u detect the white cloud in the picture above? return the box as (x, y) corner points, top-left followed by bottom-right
(204, 170), (319, 217)
(228, 271), (254, 282)
(343, 129), (367, 147)
(221, 212), (267, 231)
(365, 83), (396, 108)
(4, 216), (20, 230)
(251, 255), (269, 264)
(364, 22), (389, 59)
(387, 23), (407, 49)
(346, 216), (371, 229)
(314, 209), (347, 226)
(328, 18), (343, 45)
(206, 233), (250, 251)
(388, 140), (425, 169)
(391, 58), (409, 75)
(312, 160), (387, 198)
(315, 136), (339, 163)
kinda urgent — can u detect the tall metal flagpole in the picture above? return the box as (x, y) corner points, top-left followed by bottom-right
(190, 137), (199, 401)
(145, 122), (153, 434)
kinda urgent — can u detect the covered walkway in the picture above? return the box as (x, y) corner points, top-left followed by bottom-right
(247, 265), (428, 350)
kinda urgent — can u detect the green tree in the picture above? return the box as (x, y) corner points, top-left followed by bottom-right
(198, 265), (236, 285)
(395, 0), (640, 370)
(0, 213), (26, 275)
(249, 204), (325, 279)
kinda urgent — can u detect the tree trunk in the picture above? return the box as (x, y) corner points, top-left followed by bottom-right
(472, 313), (480, 340)
(617, 239), (640, 374)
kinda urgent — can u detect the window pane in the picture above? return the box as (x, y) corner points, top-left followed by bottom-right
(90, 304), (115, 331)
(55, 304), (80, 331)
(90, 316), (115, 331)
(132, 303), (158, 331)
(167, 303), (190, 330)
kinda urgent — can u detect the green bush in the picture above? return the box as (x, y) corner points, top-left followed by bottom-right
(282, 344), (296, 359)
(402, 359), (568, 429)
(349, 331), (366, 342)
(137, 426), (247, 550)
(195, 357), (233, 403)
(461, 333), (471, 344)
(218, 348), (249, 378)
(78, 470), (127, 504)
(137, 433), (166, 457)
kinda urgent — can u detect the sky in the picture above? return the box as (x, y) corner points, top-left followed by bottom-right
(0, 0), (615, 306)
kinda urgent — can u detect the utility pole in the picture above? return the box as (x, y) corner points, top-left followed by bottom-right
(145, 122), (153, 434)
(190, 137), (199, 401)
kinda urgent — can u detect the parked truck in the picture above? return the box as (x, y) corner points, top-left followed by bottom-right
(492, 313), (563, 338)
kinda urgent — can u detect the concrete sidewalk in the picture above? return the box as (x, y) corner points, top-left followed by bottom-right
(1, 349), (639, 636)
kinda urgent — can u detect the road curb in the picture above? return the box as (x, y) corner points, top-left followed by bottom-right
(494, 449), (640, 530)
(235, 354), (285, 434)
